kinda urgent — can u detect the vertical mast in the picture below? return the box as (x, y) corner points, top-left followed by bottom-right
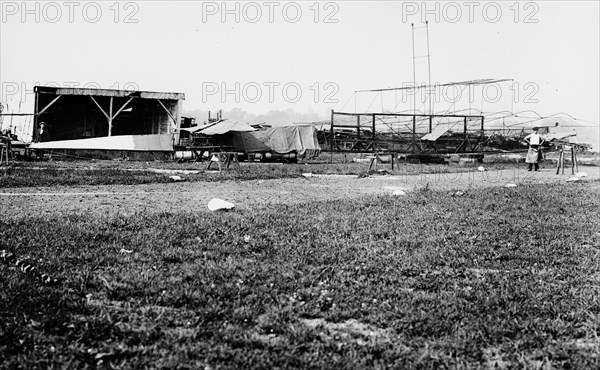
(411, 23), (417, 115)
(426, 20), (432, 116)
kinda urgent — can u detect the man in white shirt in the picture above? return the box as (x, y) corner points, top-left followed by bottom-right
(524, 127), (544, 171)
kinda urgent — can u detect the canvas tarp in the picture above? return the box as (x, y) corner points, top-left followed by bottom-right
(231, 125), (320, 157)
(198, 119), (256, 135)
(421, 125), (450, 141)
(28, 134), (174, 151)
(545, 131), (576, 142)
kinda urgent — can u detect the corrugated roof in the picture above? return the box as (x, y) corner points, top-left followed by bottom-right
(34, 86), (185, 100)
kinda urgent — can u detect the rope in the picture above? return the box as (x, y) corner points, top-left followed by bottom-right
(338, 92), (356, 112)
(364, 92), (381, 112)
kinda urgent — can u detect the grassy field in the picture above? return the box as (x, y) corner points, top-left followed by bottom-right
(1, 181), (599, 368)
(2, 150), (597, 188)
(0, 157), (519, 189)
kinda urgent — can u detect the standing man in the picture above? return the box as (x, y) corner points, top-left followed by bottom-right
(35, 122), (50, 159)
(35, 122), (50, 142)
(524, 126), (544, 171)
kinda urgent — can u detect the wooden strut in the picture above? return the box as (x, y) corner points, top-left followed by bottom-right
(158, 100), (178, 131)
(112, 97), (134, 120)
(90, 96), (110, 120)
(37, 95), (62, 116)
(90, 96), (135, 136)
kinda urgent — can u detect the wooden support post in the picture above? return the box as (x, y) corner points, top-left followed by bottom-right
(33, 90), (39, 139)
(412, 116), (416, 153)
(108, 97), (113, 136)
(369, 156), (376, 171)
(357, 115), (361, 140)
(175, 99), (182, 141)
(463, 116), (468, 152)
(556, 147), (562, 175)
(571, 146), (575, 175)
(561, 147), (565, 175)
(330, 110), (334, 151)
(372, 113), (376, 156)
(574, 146), (579, 173)
(1, 142), (8, 165)
(429, 115), (433, 133)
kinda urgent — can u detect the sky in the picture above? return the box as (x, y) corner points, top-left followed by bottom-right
(1, 1), (599, 142)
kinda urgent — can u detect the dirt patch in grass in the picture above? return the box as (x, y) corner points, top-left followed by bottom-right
(301, 318), (392, 345)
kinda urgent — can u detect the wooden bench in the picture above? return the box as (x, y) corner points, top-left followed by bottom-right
(206, 152), (240, 171)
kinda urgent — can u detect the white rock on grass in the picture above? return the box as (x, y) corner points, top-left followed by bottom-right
(575, 172), (588, 178)
(505, 183), (517, 188)
(477, 166), (486, 172)
(302, 173), (313, 178)
(392, 189), (406, 196)
(566, 177), (580, 182)
(169, 175), (184, 182)
(207, 198), (236, 212)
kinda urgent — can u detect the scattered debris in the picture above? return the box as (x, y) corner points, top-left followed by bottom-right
(566, 177), (580, 182)
(383, 186), (407, 191)
(570, 338), (599, 350)
(575, 172), (588, 178)
(452, 190), (466, 197)
(207, 198), (235, 212)
(146, 168), (200, 175)
(169, 175), (185, 182)
(98, 276), (113, 291)
(243, 235), (252, 243)
(505, 183), (517, 188)
(1, 249), (58, 285)
(119, 248), (133, 254)
(300, 318), (391, 344)
(392, 189), (407, 196)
